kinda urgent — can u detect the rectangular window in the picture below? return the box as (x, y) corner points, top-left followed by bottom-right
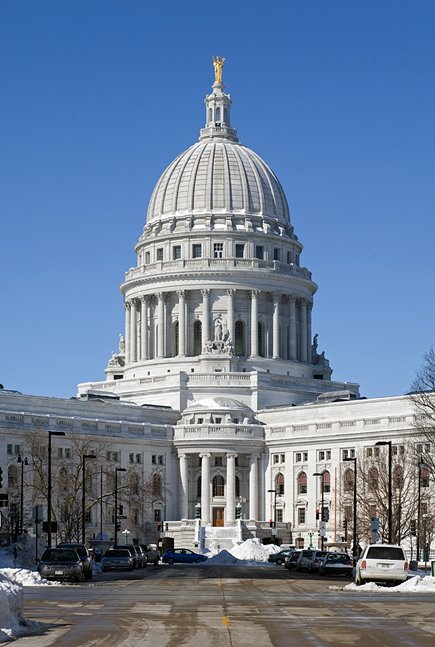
(152, 455), (156, 465)
(145, 251), (150, 264)
(295, 452), (302, 463)
(235, 243), (244, 258)
(192, 244), (202, 258)
(319, 450), (325, 461)
(154, 508), (161, 522)
(366, 447), (373, 458)
(287, 251), (292, 264)
(158, 455), (164, 465)
(215, 457), (223, 467)
(280, 454), (285, 463)
(276, 509), (283, 523)
(7, 444), (21, 456)
(303, 452), (308, 462)
(273, 248), (280, 261)
(425, 443), (431, 453)
(214, 417), (222, 424)
(255, 245), (264, 260)
(173, 246), (181, 260)
(156, 248), (163, 261)
(374, 446), (380, 458)
(342, 449), (355, 460)
(129, 453), (134, 464)
(213, 243), (223, 259)
(136, 454), (142, 464)
(298, 507), (306, 524)
(273, 454), (280, 464)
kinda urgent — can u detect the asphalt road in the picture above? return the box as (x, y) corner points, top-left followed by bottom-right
(13, 565), (435, 646)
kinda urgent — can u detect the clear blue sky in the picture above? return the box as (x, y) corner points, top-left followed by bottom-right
(1, 0), (434, 400)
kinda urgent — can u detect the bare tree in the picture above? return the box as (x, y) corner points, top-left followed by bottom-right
(410, 346), (435, 478)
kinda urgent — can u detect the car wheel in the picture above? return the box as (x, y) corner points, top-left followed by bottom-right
(154, 559), (159, 566)
(276, 559), (283, 566)
(167, 558), (175, 565)
(101, 567), (106, 572)
(194, 559), (202, 564)
(355, 573), (362, 586)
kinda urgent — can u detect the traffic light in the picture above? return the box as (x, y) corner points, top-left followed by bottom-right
(316, 509), (319, 520)
(0, 467), (3, 488)
(410, 519), (416, 536)
(269, 519), (273, 528)
(343, 518), (348, 530)
(119, 505), (123, 515)
(115, 523), (121, 532)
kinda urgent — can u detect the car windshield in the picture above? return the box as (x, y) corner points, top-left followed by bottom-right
(366, 547), (405, 560)
(105, 550), (130, 557)
(42, 549), (78, 562)
(58, 544), (86, 558)
(327, 554), (351, 564)
(314, 552), (327, 560)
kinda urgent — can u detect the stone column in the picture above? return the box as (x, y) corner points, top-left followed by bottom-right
(201, 289), (210, 347)
(250, 290), (259, 357)
(299, 299), (308, 363)
(177, 290), (186, 356)
(226, 453), (238, 525)
(157, 292), (165, 359)
(140, 296), (148, 360)
(249, 453), (259, 520)
(272, 293), (281, 359)
(289, 297), (297, 360)
(226, 289), (235, 342)
(179, 454), (189, 519)
(124, 301), (131, 364)
(130, 299), (137, 363)
(199, 453), (211, 525)
(307, 301), (313, 363)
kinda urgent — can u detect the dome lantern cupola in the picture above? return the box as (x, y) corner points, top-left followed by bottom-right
(199, 56), (238, 143)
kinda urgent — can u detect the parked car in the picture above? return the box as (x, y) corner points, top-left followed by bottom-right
(268, 549), (295, 566)
(140, 544), (161, 566)
(319, 552), (353, 577)
(162, 548), (207, 564)
(355, 544), (408, 586)
(115, 544), (145, 568)
(296, 549), (315, 572)
(101, 548), (134, 571)
(284, 550), (301, 571)
(309, 550), (328, 573)
(57, 543), (93, 580)
(38, 547), (84, 582)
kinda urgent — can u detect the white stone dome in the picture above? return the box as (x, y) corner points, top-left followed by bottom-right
(147, 140), (290, 226)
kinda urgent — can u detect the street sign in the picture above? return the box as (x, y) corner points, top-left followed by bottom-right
(371, 517), (379, 531)
(118, 515), (127, 519)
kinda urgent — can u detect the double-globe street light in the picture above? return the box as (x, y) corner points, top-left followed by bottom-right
(82, 454), (96, 544)
(114, 467), (126, 545)
(17, 454), (28, 536)
(343, 456), (358, 558)
(47, 430), (65, 547)
(375, 440), (392, 544)
(313, 472), (325, 550)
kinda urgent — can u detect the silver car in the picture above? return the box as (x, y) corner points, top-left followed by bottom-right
(101, 548), (134, 572)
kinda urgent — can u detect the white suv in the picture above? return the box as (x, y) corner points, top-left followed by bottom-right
(355, 544), (408, 586)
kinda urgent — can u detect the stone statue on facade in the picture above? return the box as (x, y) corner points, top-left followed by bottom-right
(213, 56), (225, 83)
(214, 318), (223, 341)
(311, 333), (329, 367)
(119, 334), (125, 354)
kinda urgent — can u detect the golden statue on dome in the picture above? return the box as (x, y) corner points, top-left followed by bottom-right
(213, 56), (225, 83)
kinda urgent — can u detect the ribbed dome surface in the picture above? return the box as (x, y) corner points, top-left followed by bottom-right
(147, 140), (290, 225)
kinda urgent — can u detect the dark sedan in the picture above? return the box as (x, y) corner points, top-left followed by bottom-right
(268, 549), (295, 566)
(162, 548), (207, 564)
(284, 550), (301, 571)
(319, 552), (354, 577)
(37, 547), (84, 582)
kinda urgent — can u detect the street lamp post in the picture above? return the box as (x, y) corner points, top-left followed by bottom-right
(17, 455), (28, 535)
(267, 489), (277, 530)
(114, 467), (126, 545)
(47, 431), (65, 547)
(82, 454), (96, 544)
(416, 457), (425, 561)
(343, 457), (357, 559)
(313, 472), (325, 550)
(375, 441), (392, 543)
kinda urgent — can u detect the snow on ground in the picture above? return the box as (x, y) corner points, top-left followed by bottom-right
(340, 575), (435, 593)
(205, 538), (281, 565)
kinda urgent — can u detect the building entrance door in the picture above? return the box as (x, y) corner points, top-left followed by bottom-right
(213, 507), (224, 527)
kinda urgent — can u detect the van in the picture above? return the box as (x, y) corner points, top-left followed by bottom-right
(355, 544), (408, 585)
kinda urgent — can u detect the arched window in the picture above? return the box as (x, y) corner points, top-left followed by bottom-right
(235, 476), (240, 498)
(223, 107), (228, 123)
(258, 321), (265, 357)
(215, 106), (221, 122)
(174, 321), (179, 356)
(343, 468), (354, 493)
(197, 475), (201, 498)
(321, 470), (330, 494)
(368, 467), (378, 492)
(129, 472), (139, 496)
(297, 471), (307, 495)
(212, 475), (224, 497)
(393, 466), (403, 490)
(193, 320), (202, 356)
(7, 465), (18, 487)
(152, 473), (161, 496)
(235, 320), (244, 355)
(276, 473), (285, 496)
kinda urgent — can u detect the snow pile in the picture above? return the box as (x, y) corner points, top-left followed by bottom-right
(0, 572), (28, 641)
(343, 576), (435, 593)
(0, 568), (61, 587)
(205, 538), (280, 566)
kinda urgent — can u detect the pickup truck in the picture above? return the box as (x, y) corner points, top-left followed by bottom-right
(141, 544), (160, 566)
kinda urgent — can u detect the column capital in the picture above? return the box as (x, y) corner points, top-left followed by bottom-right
(178, 452), (188, 460)
(201, 288), (210, 298)
(141, 295), (149, 304)
(298, 297), (309, 307)
(226, 288), (236, 297)
(199, 452), (212, 459)
(125, 300), (131, 310)
(288, 295), (297, 305)
(226, 452), (238, 459)
(249, 452), (261, 461)
(177, 289), (187, 299)
(250, 289), (260, 299)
